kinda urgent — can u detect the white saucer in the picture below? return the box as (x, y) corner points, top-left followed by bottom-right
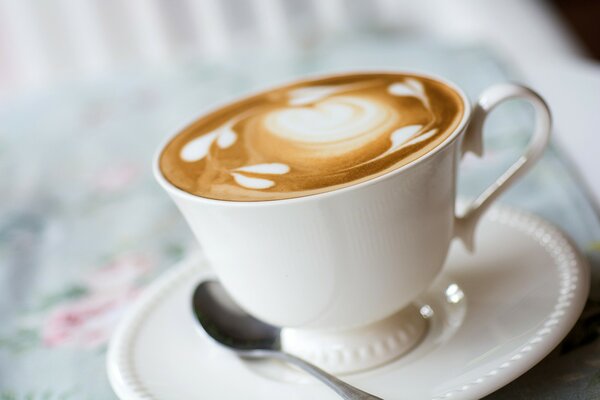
(107, 206), (589, 400)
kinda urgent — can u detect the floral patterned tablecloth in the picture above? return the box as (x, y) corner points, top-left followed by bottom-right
(1, 34), (599, 399)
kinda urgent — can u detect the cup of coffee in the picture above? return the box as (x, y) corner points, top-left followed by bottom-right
(155, 71), (550, 373)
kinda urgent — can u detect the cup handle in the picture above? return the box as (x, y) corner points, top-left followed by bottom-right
(455, 83), (551, 251)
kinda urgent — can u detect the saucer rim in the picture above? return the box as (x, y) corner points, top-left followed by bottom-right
(106, 205), (590, 400)
(432, 206), (589, 399)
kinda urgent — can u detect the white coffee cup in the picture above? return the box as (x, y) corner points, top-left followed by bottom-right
(155, 71), (551, 373)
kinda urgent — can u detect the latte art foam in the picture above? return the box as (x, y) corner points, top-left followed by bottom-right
(160, 73), (464, 201)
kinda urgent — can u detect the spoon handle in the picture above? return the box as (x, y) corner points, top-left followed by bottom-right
(267, 351), (383, 399)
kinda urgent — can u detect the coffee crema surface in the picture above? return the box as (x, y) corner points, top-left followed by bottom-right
(160, 73), (465, 201)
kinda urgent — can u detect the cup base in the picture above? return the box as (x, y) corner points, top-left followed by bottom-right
(280, 304), (427, 374)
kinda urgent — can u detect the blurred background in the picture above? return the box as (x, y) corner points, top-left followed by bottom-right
(1, 0), (599, 200)
(1, 0), (600, 398)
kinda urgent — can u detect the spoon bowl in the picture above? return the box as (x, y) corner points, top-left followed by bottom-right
(192, 280), (279, 352)
(192, 280), (383, 399)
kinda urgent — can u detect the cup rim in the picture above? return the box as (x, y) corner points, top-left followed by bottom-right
(153, 69), (472, 207)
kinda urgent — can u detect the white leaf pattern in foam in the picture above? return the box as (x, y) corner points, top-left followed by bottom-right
(387, 83), (415, 97)
(235, 163), (290, 175)
(389, 125), (423, 151)
(402, 129), (437, 147)
(216, 126), (237, 148)
(388, 79), (430, 109)
(231, 173), (274, 189)
(405, 78), (423, 93)
(288, 87), (338, 106)
(287, 81), (379, 106)
(180, 131), (218, 162)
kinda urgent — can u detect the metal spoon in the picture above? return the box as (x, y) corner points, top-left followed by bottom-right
(192, 280), (383, 400)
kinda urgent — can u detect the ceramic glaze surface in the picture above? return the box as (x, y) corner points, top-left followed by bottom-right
(106, 207), (590, 400)
(156, 74), (551, 333)
(167, 142), (457, 329)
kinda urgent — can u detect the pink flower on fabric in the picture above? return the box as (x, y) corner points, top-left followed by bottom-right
(41, 253), (154, 349)
(42, 290), (139, 348)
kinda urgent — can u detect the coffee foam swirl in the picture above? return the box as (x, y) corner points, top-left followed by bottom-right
(265, 95), (395, 144)
(160, 73), (464, 201)
(257, 95), (399, 170)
